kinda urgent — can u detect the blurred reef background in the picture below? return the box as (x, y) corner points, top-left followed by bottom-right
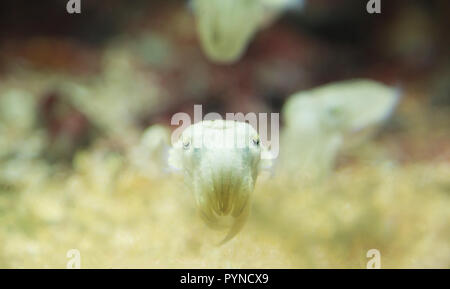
(0, 0), (449, 268)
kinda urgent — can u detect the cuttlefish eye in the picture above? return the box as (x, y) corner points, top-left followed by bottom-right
(182, 138), (191, 150)
(252, 136), (260, 146)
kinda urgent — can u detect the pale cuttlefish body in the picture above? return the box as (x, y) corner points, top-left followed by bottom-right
(169, 120), (269, 244)
(191, 0), (304, 63)
(281, 79), (400, 180)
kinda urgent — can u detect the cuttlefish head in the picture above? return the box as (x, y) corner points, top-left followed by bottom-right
(170, 120), (263, 243)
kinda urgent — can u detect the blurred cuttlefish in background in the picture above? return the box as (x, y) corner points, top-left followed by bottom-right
(190, 0), (304, 63)
(129, 125), (171, 178)
(169, 120), (271, 244)
(281, 79), (401, 181)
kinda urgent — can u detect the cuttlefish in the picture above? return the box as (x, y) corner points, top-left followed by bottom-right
(281, 79), (400, 180)
(169, 120), (270, 244)
(191, 0), (304, 63)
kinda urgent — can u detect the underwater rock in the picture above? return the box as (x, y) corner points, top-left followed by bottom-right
(60, 48), (162, 141)
(73, 148), (124, 194)
(39, 91), (93, 162)
(0, 86), (49, 187)
(0, 88), (36, 131)
(0, 87), (43, 161)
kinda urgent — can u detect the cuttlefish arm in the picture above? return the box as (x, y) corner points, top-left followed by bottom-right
(169, 120), (267, 244)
